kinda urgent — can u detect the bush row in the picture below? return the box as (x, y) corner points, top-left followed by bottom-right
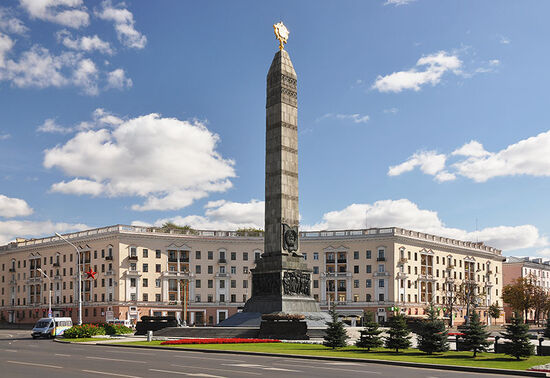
(63, 323), (134, 338)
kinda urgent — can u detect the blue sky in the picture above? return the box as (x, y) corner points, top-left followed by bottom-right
(0, 0), (549, 257)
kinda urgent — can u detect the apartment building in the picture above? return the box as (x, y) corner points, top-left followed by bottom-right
(503, 256), (550, 322)
(0, 225), (505, 326)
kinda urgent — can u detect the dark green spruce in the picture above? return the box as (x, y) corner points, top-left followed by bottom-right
(356, 312), (383, 351)
(417, 305), (449, 354)
(544, 316), (550, 339)
(384, 313), (411, 353)
(323, 305), (349, 349)
(501, 314), (534, 360)
(462, 311), (491, 357)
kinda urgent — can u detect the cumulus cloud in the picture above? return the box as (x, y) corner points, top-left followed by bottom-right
(390, 130), (550, 182)
(0, 194), (33, 218)
(50, 178), (104, 196)
(72, 58), (98, 95)
(0, 219), (88, 245)
(303, 198), (547, 252)
(106, 68), (132, 89)
(134, 199), (265, 230)
(0, 7), (29, 34)
(317, 113), (370, 124)
(388, 150), (447, 177)
(95, 1), (146, 49)
(372, 51), (462, 93)
(384, 0), (415, 5)
(56, 30), (113, 54)
(37, 108), (123, 134)
(0, 133), (10, 140)
(44, 113), (236, 211)
(19, 0), (89, 29)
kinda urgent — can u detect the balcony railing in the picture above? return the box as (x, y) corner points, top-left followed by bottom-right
(447, 264), (455, 270)
(53, 262), (60, 267)
(218, 258), (227, 264)
(377, 257), (386, 262)
(9, 268), (15, 272)
(168, 257), (178, 262)
(398, 258), (408, 265)
(128, 255), (138, 261)
(105, 255), (113, 260)
(337, 259), (347, 263)
(326, 259), (335, 264)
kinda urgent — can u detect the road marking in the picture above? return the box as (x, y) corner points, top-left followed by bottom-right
(171, 363), (261, 376)
(223, 364), (263, 368)
(150, 369), (225, 377)
(7, 360), (63, 369)
(55, 353), (71, 357)
(2, 349), (18, 352)
(177, 355), (246, 363)
(82, 369), (142, 378)
(272, 362), (382, 375)
(86, 356), (147, 364)
(263, 367), (301, 372)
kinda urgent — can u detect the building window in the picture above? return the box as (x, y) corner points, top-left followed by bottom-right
(231, 280), (236, 288)
(156, 264), (161, 273)
(196, 265), (201, 274)
(231, 252), (236, 260)
(303, 253), (307, 260)
(195, 250), (201, 259)
(143, 293), (148, 301)
(155, 279), (161, 288)
(243, 252), (248, 261)
(208, 251), (213, 260)
(143, 278), (148, 287)
(155, 294), (161, 302)
(195, 279), (201, 288)
(366, 279), (372, 288)
(366, 294), (371, 302)
(366, 265), (372, 273)
(231, 294), (236, 303)
(195, 295), (201, 302)
(366, 250), (371, 259)
(378, 264), (384, 273)
(379, 293), (384, 302)
(354, 265), (359, 273)
(207, 295), (213, 303)
(130, 278), (136, 287)
(208, 265), (213, 274)
(219, 266), (226, 274)
(378, 249), (385, 259)
(313, 252), (319, 260)
(230, 266), (236, 274)
(219, 294), (225, 302)
(208, 280), (213, 288)
(353, 280), (359, 288)
(421, 254), (434, 276)
(243, 280), (248, 288)
(354, 251), (359, 260)
(143, 249), (148, 258)
(313, 280), (319, 288)
(130, 263), (137, 271)
(143, 263), (148, 272)
(378, 279), (384, 288)
(219, 280), (225, 289)
(313, 266), (319, 274)
(243, 266), (249, 274)
(130, 247), (137, 257)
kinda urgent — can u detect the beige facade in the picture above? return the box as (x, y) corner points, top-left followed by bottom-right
(0, 225), (504, 325)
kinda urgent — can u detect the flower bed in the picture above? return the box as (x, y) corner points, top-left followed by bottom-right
(160, 338), (281, 345)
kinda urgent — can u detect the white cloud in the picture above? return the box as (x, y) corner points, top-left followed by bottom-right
(500, 36), (510, 45)
(388, 150), (447, 177)
(317, 113), (370, 124)
(384, 0), (415, 5)
(37, 118), (71, 133)
(451, 140), (490, 158)
(383, 108), (399, 114)
(106, 68), (132, 89)
(95, 1), (146, 49)
(135, 199), (265, 230)
(92, 108), (123, 125)
(50, 178), (104, 196)
(390, 130), (550, 182)
(0, 133), (10, 140)
(489, 59), (500, 66)
(372, 51), (462, 93)
(0, 7), (29, 34)
(37, 109), (123, 134)
(0, 194), (33, 218)
(0, 219), (87, 245)
(57, 30), (113, 54)
(44, 113), (236, 211)
(303, 198), (547, 252)
(0, 32), (14, 68)
(19, 0), (89, 29)
(72, 58), (98, 95)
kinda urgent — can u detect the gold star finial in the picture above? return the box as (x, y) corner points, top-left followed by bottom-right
(273, 22), (289, 50)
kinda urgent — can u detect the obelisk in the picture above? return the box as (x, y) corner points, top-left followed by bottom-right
(243, 22), (320, 315)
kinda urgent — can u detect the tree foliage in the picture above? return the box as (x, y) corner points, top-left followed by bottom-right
(502, 278), (535, 323)
(462, 311), (491, 357)
(356, 311), (383, 351)
(160, 222), (198, 235)
(323, 305), (348, 349)
(417, 305), (449, 354)
(501, 314), (535, 360)
(488, 303), (501, 320)
(384, 313), (411, 353)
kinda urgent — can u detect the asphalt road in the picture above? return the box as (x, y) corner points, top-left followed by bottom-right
(0, 329), (533, 378)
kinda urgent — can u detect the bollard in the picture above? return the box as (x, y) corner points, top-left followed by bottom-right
(494, 335), (500, 354)
(539, 337), (544, 356)
(147, 330), (153, 342)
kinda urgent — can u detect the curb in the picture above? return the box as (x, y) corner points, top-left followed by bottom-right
(77, 342), (548, 377)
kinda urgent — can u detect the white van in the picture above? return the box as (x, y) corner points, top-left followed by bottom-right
(107, 319), (134, 328)
(31, 317), (73, 339)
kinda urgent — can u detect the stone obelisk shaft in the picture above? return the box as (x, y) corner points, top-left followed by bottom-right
(265, 49), (299, 257)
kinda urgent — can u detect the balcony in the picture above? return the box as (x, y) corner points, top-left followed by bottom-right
(128, 255), (138, 261)
(180, 257), (189, 263)
(396, 272), (407, 279)
(337, 259), (347, 264)
(9, 279), (16, 285)
(105, 270), (114, 276)
(168, 257), (178, 262)
(126, 269), (141, 276)
(377, 257), (386, 262)
(215, 272), (229, 278)
(9, 268), (15, 272)
(325, 272), (351, 278)
(326, 259), (335, 264)
(105, 255), (113, 260)
(487, 270), (493, 275)
(218, 258), (227, 264)
(398, 258), (408, 265)
(374, 271), (390, 277)
(53, 262), (60, 267)
(337, 287), (347, 292)
(446, 264), (454, 270)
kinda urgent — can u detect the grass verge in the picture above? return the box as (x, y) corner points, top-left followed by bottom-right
(114, 341), (550, 371)
(62, 337), (111, 342)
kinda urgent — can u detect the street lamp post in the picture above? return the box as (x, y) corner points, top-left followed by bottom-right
(55, 232), (82, 325)
(37, 268), (52, 318)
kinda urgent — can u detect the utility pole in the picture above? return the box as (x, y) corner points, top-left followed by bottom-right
(37, 268), (51, 318)
(56, 232), (82, 325)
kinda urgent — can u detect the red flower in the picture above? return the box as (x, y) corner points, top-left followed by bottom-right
(160, 338), (281, 345)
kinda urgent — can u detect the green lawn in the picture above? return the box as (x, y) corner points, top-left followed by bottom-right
(62, 337), (111, 342)
(114, 341), (550, 371)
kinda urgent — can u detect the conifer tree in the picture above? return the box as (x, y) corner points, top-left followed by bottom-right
(543, 316), (550, 339)
(501, 314), (534, 360)
(417, 305), (449, 354)
(384, 313), (411, 353)
(462, 311), (491, 357)
(356, 311), (383, 351)
(323, 305), (348, 349)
